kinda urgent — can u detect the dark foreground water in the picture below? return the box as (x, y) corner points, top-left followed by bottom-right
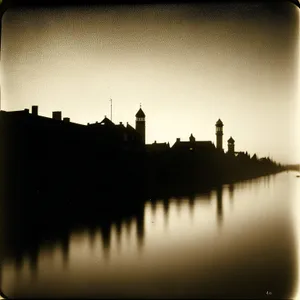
(1, 172), (299, 299)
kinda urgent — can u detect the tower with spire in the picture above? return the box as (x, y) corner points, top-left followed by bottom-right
(227, 136), (235, 154)
(135, 105), (145, 144)
(215, 119), (223, 151)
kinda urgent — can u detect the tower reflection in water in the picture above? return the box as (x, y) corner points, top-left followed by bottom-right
(3, 187), (225, 268)
(2, 174), (296, 300)
(229, 183), (234, 201)
(216, 185), (223, 225)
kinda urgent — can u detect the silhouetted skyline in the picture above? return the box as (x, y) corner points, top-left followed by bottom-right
(1, 1), (299, 164)
(0, 104), (284, 165)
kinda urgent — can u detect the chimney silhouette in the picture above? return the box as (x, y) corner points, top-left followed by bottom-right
(63, 117), (70, 122)
(32, 105), (38, 116)
(52, 111), (62, 121)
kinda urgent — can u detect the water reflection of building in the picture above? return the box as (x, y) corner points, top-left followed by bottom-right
(96, 206), (146, 258)
(216, 186), (224, 225)
(228, 183), (235, 211)
(176, 198), (182, 216)
(263, 175), (271, 188)
(2, 213), (145, 290)
(188, 194), (196, 219)
(100, 223), (112, 260)
(162, 198), (170, 228)
(136, 214), (145, 251)
(15, 252), (24, 270)
(5, 186), (232, 278)
(61, 230), (70, 268)
(151, 200), (156, 221)
(125, 218), (133, 240)
(115, 220), (122, 251)
(149, 191), (216, 229)
(88, 226), (98, 249)
(28, 245), (39, 275)
(228, 183), (235, 201)
(150, 197), (176, 229)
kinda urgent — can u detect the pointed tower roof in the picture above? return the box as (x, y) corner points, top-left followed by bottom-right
(135, 108), (145, 118)
(216, 119), (223, 126)
(99, 116), (115, 126)
(228, 136), (235, 143)
(126, 122), (136, 131)
(189, 133), (196, 142)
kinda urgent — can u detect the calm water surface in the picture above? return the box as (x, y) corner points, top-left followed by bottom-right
(1, 172), (299, 298)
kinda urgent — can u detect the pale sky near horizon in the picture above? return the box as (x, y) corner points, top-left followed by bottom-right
(0, 2), (299, 164)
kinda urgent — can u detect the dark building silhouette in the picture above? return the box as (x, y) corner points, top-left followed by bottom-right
(0, 105), (146, 210)
(215, 119), (223, 151)
(135, 106), (146, 144)
(0, 106), (283, 199)
(146, 141), (170, 153)
(227, 136), (235, 154)
(87, 115), (143, 152)
(172, 134), (215, 153)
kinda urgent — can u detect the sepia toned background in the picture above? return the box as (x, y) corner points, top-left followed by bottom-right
(0, 1), (299, 164)
(0, 1), (299, 299)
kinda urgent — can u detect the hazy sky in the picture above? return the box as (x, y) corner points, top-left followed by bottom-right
(1, 2), (299, 164)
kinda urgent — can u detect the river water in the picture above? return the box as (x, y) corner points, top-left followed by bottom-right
(1, 171), (299, 298)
